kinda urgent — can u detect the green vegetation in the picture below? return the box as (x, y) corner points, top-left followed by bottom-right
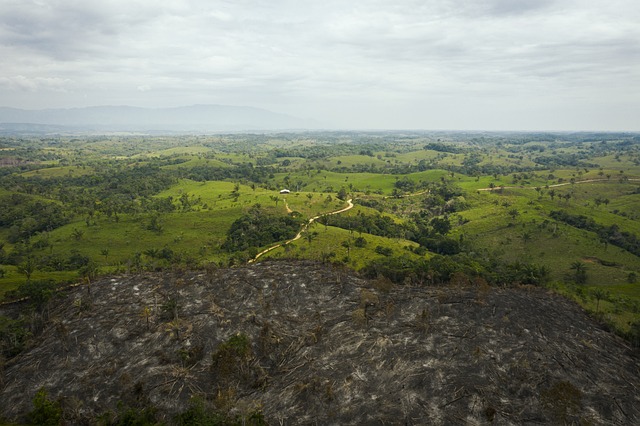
(27, 388), (62, 426)
(0, 131), (639, 346)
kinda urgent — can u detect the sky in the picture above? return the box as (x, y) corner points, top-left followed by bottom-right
(1, 0), (639, 130)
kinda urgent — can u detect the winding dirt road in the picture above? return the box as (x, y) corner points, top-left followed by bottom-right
(249, 199), (354, 263)
(478, 177), (640, 191)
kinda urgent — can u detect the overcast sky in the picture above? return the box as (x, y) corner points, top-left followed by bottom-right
(1, 0), (639, 130)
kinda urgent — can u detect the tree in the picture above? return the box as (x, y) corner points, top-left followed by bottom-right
(430, 216), (451, 236)
(591, 288), (608, 313)
(79, 260), (99, 295)
(146, 214), (164, 233)
(354, 236), (367, 248)
(270, 195), (280, 207)
(71, 228), (84, 241)
(141, 306), (152, 331)
(341, 240), (352, 259)
(508, 208), (519, 222)
(100, 248), (109, 263)
(17, 257), (37, 282)
(305, 231), (318, 244)
(27, 388), (62, 426)
(18, 279), (57, 320)
(337, 187), (348, 201)
(570, 261), (587, 284)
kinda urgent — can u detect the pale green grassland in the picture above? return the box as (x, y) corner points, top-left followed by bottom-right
(271, 171), (400, 194)
(155, 179), (344, 220)
(1, 136), (639, 336)
(393, 150), (442, 163)
(142, 146), (211, 157)
(20, 165), (94, 178)
(24, 209), (240, 271)
(214, 152), (255, 163)
(454, 184), (640, 331)
(0, 267), (76, 298)
(161, 156), (231, 170)
(432, 153), (466, 166)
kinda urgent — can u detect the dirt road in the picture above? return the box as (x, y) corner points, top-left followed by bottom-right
(250, 199), (354, 262)
(478, 177), (640, 191)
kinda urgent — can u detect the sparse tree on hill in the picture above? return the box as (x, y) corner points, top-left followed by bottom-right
(100, 248), (109, 263)
(305, 231), (318, 244)
(17, 257), (37, 282)
(570, 261), (587, 285)
(79, 260), (99, 295)
(591, 288), (608, 313)
(71, 228), (84, 241)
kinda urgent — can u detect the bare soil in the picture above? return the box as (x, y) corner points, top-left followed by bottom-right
(2, 260), (639, 425)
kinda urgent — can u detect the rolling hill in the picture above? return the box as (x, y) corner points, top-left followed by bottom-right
(0, 105), (318, 133)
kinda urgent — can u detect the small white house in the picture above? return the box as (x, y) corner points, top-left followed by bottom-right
(279, 189), (291, 194)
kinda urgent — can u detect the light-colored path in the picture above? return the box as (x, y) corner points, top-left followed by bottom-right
(478, 178), (640, 191)
(249, 199), (354, 263)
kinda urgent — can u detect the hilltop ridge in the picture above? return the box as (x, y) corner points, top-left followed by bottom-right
(1, 260), (639, 425)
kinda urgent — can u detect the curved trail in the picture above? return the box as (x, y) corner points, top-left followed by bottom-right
(478, 177), (640, 191)
(249, 199), (354, 263)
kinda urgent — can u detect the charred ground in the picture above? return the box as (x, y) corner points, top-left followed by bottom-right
(1, 260), (639, 425)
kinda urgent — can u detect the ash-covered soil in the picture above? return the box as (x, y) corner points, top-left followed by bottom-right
(1, 260), (639, 425)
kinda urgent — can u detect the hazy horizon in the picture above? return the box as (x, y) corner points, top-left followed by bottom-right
(1, 1), (639, 131)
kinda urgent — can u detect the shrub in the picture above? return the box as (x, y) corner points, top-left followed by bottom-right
(211, 333), (253, 382)
(374, 245), (393, 256)
(27, 388), (62, 426)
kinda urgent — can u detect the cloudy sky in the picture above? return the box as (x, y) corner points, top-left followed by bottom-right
(1, 0), (639, 130)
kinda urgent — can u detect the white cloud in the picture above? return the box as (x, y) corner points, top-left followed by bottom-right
(0, 0), (638, 129)
(0, 75), (70, 92)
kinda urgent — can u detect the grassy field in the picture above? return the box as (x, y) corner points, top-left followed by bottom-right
(1, 132), (639, 337)
(258, 224), (424, 270)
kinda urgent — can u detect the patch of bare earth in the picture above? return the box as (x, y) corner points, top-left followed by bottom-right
(1, 260), (639, 424)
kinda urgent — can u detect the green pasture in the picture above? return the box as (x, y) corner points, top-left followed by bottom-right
(21, 208), (241, 270)
(258, 224), (424, 270)
(591, 154), (640, 171)
(278, 192), (350, 218)
(270, 169), (447, 196)
(320, 154), (387, 169)
(156, 179), (344, 220)
(270, 171), (400, 195)
(20, 165), (94, 178)
(551, 283), (639, 333)
(393, 150), (442, 163)
(143, 146), (211, 157)
(0, 267), (77, 299)
(2, 133), (639, 338)
(214, 152), (256, 164)
(161, 156), (230, 170)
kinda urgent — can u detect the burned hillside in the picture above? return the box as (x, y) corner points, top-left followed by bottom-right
(1, 260), (639, 425)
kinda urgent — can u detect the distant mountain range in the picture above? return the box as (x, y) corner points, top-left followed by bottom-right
(0, 105), (319, 133)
